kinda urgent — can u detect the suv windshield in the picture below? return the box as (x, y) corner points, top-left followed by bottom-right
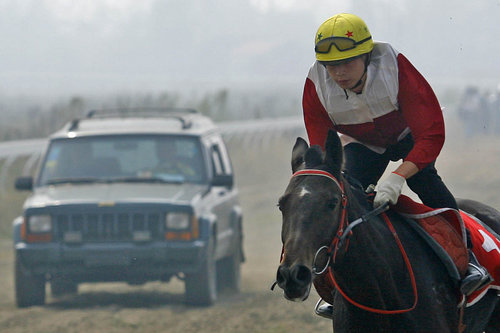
(37, 135), (206, 186)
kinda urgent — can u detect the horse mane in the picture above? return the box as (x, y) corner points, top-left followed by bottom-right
(304, 145), (323, 168)
(303, 144), (340, 179)
(341, 172), (372, 220)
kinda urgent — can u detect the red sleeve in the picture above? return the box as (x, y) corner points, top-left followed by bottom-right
(302, 77), (336, 149)
(397, 54), (445, 170)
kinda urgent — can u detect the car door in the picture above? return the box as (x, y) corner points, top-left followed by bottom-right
(205, 135), (238, 258)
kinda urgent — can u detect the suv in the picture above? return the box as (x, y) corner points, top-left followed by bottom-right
(13, 108), (243, 307)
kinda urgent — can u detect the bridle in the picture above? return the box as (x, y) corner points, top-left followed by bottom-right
(290, 168), (418, 314)
(292, 169), (348, 270)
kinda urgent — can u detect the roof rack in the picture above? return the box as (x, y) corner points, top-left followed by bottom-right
(85, 107), (198, 119)
(67, 107), (199, 132)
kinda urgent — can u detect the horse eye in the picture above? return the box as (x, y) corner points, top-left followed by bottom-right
(327, 198), (339, 209)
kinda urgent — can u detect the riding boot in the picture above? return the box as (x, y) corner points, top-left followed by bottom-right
(460, 250), (493, 296)
(315, 302), (334, 319)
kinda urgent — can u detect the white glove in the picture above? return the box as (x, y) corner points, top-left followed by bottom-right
(374, 172), (405, 208)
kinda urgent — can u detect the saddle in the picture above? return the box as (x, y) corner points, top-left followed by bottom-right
(393, 195), (500, 306)
(393, 195), (469, 279)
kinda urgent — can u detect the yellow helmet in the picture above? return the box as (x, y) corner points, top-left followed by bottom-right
(315, 13), (374, 63)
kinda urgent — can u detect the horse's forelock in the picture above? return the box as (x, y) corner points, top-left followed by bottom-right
(304, 145), (324, 168)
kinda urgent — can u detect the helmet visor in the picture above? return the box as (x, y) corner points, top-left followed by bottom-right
(315, 36), (372, 53)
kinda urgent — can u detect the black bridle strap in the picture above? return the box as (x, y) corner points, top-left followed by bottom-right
(336, 203), (389, 250)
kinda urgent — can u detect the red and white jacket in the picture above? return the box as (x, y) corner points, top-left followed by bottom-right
(302, 42), (445, 170)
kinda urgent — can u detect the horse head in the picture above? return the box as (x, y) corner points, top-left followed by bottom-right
(275, 130), (345, 301)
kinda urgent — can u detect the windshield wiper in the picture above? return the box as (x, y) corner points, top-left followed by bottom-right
(106, 176), (185, 184)
(45, 175), (186, 185)
(45, 177), (102, 185)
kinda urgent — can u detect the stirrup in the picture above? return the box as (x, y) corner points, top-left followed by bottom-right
(460, 251), (493, 296)
(314, 298), (333, 319)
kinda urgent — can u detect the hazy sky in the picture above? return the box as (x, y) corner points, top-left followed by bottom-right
(1, 0), (499, 97)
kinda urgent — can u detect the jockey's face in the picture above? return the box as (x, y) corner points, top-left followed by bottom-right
(325, 56), (366, 92)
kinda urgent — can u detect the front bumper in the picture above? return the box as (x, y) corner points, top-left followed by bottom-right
(15, 240), (207, 282)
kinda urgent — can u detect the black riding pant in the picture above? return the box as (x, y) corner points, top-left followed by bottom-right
(343, 134), (458, 209)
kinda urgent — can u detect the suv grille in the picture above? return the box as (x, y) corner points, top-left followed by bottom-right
(54, 211), (163, 242)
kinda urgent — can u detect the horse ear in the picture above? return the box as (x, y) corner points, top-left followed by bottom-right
(324, 130), (343, 175)
(291, 137), (308, 173)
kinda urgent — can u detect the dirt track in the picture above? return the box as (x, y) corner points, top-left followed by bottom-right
(0, 133), (332, 333)
(0, 117), (498, 332)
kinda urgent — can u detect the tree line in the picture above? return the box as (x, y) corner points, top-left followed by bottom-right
(0, 89), (300, 142)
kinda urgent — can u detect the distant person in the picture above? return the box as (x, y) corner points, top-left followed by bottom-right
(301, 13), (491, 318)
(457, 86), (490, 136)
(486, 85), (500, 135)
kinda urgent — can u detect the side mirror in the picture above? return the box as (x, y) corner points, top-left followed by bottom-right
(15, 177), (33, 191)
(211, 174), (233, 188)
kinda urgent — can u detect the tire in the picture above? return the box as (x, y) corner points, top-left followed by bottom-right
(15, 254), (45, 308)
(51, 277), (78, 297)
(217, 240), (241, 293)
(185, 237), (217, 306)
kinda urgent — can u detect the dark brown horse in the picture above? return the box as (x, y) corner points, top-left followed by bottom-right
(274, 130), (500, 332)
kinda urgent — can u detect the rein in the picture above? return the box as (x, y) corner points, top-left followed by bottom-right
(291, 168), (418, 315)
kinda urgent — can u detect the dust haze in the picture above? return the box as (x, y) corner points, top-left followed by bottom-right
(1, 0), (499, 99)
(0, 0), (499, 331)
(0, 112), (499, 332)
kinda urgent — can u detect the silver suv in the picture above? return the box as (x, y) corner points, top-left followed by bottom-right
(13, 108), (244, 307)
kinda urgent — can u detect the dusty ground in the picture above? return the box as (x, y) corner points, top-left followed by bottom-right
(0, 131), (333, 333)
(0, 115), (498, 333)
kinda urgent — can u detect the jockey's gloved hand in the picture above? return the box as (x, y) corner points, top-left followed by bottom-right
(373, 172), (406, 208)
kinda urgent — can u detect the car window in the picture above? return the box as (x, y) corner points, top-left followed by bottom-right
(37, 135), (206, 185)
(209, 139), (232, 176)
(211, 145), (225, 175)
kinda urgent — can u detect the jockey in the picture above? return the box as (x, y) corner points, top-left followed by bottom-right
(302, 13), (492, 319)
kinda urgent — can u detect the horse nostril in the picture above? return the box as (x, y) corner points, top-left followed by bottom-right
(292, 265), (312, 286)
(276, 265), (290, 287)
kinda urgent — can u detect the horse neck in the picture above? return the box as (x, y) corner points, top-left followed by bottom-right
(335, 179), (412, 301)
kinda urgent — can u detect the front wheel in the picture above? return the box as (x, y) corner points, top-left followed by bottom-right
(15, 254), (45, 307)
(217, 240), (241, 293)
(185, 237), (217, 306)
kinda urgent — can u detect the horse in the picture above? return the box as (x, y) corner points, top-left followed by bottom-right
(274, 130), (500, 333)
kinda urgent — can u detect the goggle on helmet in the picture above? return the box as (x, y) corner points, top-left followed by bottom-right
(315, 13), (374, 65)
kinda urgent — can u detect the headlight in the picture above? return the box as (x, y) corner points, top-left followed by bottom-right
(28, 215), (52, 233)
(165, 212), (190, 230)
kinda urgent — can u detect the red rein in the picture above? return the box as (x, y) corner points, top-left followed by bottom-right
(291, 169), (418, 314)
